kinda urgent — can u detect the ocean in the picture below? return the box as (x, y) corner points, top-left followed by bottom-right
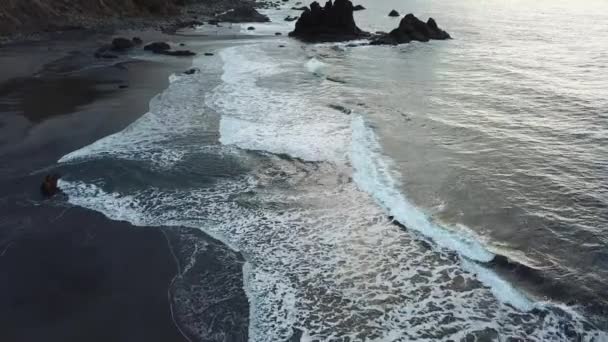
(56, 0), (608, 340)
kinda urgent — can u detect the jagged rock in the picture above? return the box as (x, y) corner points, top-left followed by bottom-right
(132, 37), (143, 45)
(216, 6), (270, 22)
(40, 174), (60, 198)
(284, 15), (298, 22)
(144, 42), (171, 53)
(289, 0), (369, 42)
(371, 14), (451, 45)
(388, 9), (400, 17)
(353, 5), (365, 11)
(111, 37), (134, 51)
(292, 6), (308, 10)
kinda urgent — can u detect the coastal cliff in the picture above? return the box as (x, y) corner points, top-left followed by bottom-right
(0, 0), (261, 38)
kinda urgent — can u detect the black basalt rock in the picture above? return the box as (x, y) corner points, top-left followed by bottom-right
(111, 37), (134, 51)
(289, 0), (369, 42)
(144, 42), (171, 53)
(40, 174), (60, 198)
(371, 14), (451, 45)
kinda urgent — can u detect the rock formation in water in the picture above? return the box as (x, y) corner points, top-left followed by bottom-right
(388, 10), (400, 17)
(216, 5), (269, 22)
(371, 14), (451, 45)
(289, 0), (369, 42)
(40, 174), (60, 198)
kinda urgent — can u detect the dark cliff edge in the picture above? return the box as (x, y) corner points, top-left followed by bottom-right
(0, 0), (266, 41)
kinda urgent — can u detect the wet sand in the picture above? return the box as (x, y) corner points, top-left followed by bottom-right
(0, 31), (248, 342)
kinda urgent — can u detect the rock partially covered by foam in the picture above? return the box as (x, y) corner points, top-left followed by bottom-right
(371, 14), (451, 45)
(289, 0), (369, 42)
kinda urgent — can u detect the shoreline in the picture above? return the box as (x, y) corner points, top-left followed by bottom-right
(0, 24), (250, 341)
(0, 0), (269, 45)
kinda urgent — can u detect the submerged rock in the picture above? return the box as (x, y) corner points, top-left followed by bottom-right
(289, 0), (369, 42)
(184, 68), (200, 75)
(371, 14), (451, 45)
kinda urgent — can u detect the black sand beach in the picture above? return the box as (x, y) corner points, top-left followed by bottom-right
(0, 30), (248, 342)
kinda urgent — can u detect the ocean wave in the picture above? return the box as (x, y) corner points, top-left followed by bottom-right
(56, 38), (608, 341)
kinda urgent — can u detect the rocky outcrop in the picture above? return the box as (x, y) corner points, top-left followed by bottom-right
(353, 5), (365, 11)
(144, 42), (171, 53)
(40, 174), (60, 198)
(0, 0), (270, 38)
(371, 14), (451, 45)
(388, 10), (400, 17)
(143, 41), (195, 56)
(112, 38), (135, 51)
(216, 6), (269, 22)
(289, 0), (369, 42)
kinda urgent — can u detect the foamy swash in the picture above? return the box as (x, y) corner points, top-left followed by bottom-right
(56, 11), (607, 342)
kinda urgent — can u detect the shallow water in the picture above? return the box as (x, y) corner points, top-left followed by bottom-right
(56, 0), (608, 340)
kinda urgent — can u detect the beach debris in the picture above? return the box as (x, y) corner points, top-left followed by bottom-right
(40, 174), (60, 198)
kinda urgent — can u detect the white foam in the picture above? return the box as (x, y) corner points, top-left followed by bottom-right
(305, 57), (328, 75)
(462, 259), (534, 311)
(59, 55), (216, 167)
(56, 35), (608, 341)
(206, 45), (351, 163)
(350, 115), (495, 262)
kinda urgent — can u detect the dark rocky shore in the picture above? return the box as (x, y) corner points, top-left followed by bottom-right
(0, 0), (268, 42)
(0, 17), (250, 342)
